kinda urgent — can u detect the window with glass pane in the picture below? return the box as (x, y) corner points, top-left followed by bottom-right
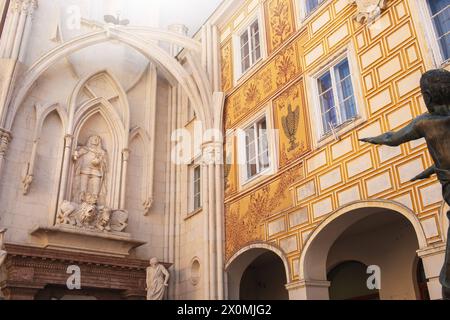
(317, 58), (357, 135)
(240, 20), (261, 74)
(428, 0), (450, 61)
(193, 166), (201, 211)
(245, 117), (270, 180)
(305, 0), (325, 15)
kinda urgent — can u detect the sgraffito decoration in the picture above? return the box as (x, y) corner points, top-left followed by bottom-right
(224, 42), (300, 129)
(221, 40), (233, 93)
(274, 80), (310, 167)
(224, 137), (237, 197)
(265, 0), (296, 54)
(225, 166), (303, 260)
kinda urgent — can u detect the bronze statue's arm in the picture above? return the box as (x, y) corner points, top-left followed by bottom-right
(359, 121), (422, 147)
(411, 165), (436, 182)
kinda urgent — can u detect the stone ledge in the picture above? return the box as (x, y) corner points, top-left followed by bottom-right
(30, 225), (146, 258)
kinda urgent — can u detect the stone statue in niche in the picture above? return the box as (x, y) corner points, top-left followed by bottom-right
(73, 135), (108, 205)
(351, 0), (387, 24)
(0, 229), (7, 268)
(146, 258), (170, 300)
(56, 135), (128, 233)
(360, 69), (450, 299)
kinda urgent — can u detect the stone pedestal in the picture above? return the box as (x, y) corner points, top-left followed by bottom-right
(417, 244), (447, 300)
(30, 225), (145, 258)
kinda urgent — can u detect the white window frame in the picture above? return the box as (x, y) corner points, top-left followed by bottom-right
(295, 0), (329, 23)
(189, 163), (202, 214)
(232, 8), (267, 82)
(306, 47), (366, 148)
(237, 105), (277, 188)
(417, 0), (450, 67)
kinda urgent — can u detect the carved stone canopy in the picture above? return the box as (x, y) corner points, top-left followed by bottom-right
(351, 0), (387, 24)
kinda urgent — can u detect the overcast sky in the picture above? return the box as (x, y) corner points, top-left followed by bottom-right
(96, 0), (223, 36)
(159, 0), (222, 36)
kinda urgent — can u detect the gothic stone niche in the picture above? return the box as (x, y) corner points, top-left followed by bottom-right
(57, 135), (128, 233)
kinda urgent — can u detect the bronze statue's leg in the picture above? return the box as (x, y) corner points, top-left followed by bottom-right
(441, 211), (450, 300)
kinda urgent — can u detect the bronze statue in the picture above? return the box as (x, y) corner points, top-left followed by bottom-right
(360, 69), (450, 299)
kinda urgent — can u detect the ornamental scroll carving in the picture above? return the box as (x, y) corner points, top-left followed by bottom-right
(351, 0), (387, 24)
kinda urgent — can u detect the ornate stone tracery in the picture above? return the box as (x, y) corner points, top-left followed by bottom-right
(52, 71), (133, 234)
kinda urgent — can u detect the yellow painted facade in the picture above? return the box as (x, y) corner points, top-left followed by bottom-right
(221, 0), (447, 282)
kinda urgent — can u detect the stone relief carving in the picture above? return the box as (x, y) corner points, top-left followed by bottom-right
(22, 172), (33, 195)
(350, 0), (387, 24)
(11, 0), (38, 15)
(146, 258), (170, 300)
(143, 198), (153, 216)
(0, 229), (7, 268)
(56, 135), (128, 233)
(0, 129), (11, 159)
(57, 201), (128, 232)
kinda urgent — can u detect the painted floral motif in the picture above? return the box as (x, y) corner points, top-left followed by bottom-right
(275, 47), (297, 86)
(224, 42), (300, 129)
(266, 0), (295, 52)
(221, 41), (233, 92)
(245, 82), (261, 104)
(225, 167), (303, 259)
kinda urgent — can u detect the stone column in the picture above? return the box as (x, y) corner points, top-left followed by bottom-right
(0, 0), (37, 60)
(56, 134), (74, 213)
(286, 280), (331, 300)
(417, 244), (447, 300)
(0, 1), (37, 162)
(201, 141), (224, 300)
(119, 148), (130, 210)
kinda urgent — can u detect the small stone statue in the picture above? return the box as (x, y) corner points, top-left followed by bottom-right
(360, 69), (450, 299)
(0, 229), (7, 267)
(146, 258), (170, 300)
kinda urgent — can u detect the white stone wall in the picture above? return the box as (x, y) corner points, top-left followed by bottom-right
(0, 0), (223, 301)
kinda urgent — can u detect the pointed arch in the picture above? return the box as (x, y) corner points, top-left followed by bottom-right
(128, 126), (153, 215)
(5, 27), (213, 130)
(68, 97), (126, 209)
(68, 69), (130, 134)
(35, 103), (68, 138)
